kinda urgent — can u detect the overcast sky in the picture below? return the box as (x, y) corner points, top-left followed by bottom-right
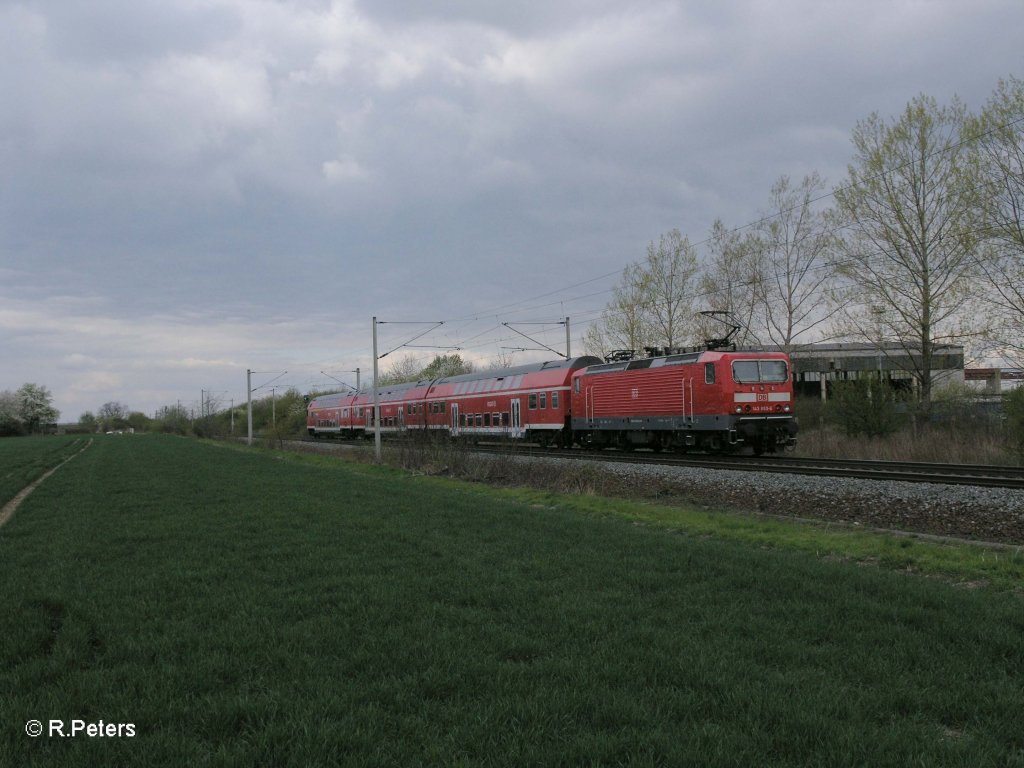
(2, 0), (1021, 420)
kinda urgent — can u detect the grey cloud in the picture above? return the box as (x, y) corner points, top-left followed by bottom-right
(2, 0), (1023, 417)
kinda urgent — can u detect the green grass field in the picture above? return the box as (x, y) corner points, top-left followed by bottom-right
(1, 435), (1022, 767)
(0, 435), (86, 508)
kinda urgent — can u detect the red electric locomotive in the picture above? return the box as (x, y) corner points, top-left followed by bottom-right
(308, 348), (796, 454)
(569, 349), (797, 453)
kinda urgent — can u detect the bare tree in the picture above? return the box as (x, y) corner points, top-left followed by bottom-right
(968, 76), (1024, 364)
(98, 401), (129, 431)
(641, 229), (701, 349)
(377, 353), (423, 386)
(584, 262), (656, 357)
(699, 219), (763, 347)
(832, 94), (983, 412)
(755, 173), (837, 352)
(489, 348), (519, 369)
(586, 229), (701, 358)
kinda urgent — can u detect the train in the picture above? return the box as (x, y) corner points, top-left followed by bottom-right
(307, 348), (798, 454)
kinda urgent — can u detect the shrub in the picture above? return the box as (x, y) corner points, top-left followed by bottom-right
(829, 377), (904, 437)
(1005, 386), (1024, 458)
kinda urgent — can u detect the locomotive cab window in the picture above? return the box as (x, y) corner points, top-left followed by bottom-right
(704, 363), (715, 384)
(760, 360), (788, 382)
(732, 360), (789, 383)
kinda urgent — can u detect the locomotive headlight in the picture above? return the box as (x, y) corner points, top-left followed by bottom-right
(735, 406), (742, 413)
(783, 405), (791, 412)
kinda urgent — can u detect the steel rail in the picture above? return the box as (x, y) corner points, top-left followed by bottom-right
(296, 436), (1024, 489)
(471, 446), (1024, 490)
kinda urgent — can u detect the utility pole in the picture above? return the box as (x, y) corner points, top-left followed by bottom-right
(565, 316), (571, 358)
(247, 369), (253, 445)
(369, 318), (449, 462)
(372, 317), (381, 461)
(247, 369), (287, 445)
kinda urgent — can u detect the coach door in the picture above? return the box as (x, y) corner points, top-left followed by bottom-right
(451, 403), (460, 436)
(511, 399), (521, 436)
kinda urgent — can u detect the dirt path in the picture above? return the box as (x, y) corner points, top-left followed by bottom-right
(0, 439), (93, 530)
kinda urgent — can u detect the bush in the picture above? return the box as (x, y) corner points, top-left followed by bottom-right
(1006, 386), (1024, 458)
(829, 377), (904, 437)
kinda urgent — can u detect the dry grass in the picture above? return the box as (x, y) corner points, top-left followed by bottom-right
(791, 393), (1022, 465)
(368, 435), (614, 497)
(793, 423), (1019, 465)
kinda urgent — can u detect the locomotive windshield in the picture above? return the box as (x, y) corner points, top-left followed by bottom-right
(732, 359), (789, 383)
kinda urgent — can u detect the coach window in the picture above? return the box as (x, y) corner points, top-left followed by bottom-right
(705, 363), (716, 384)
(501, 412), (509, 426)
(529, 393), (537, 409)
(483, 413), (491, 426)
(539, 392), (547, 409)
(475, 413), (483, 427)
(574, 379), (580, 394)
(551, 392), (559, 409)
(439, 402), (446, 413)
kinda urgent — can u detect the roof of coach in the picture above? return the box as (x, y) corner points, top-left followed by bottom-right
(308, 391), (356, 408)
(433, 356), (602, 386)
(310, 379), (422, 405)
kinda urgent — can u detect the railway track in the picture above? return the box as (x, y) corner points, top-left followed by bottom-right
(472, 446), (1024, 490)
(293, 437), (1024, 490)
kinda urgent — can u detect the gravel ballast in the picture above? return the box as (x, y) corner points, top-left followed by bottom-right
(556, 457), (1024, 546)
